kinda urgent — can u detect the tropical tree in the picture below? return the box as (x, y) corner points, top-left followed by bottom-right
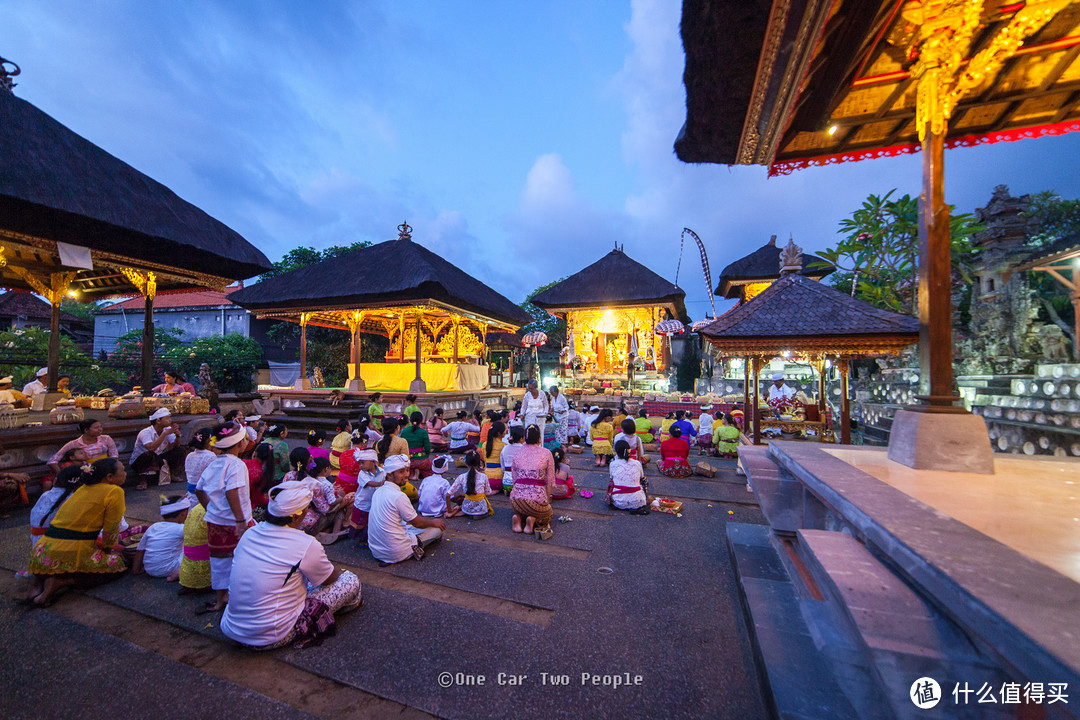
(520, 279), (567, 345)
(816, 190), (982, 315)
(0, 326), (127, 393)
(1021, 191), (1080, 344)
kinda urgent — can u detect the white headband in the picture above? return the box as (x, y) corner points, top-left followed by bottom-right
(268, 480), (313, 517)
(160, 496), (193, 515)
(382, 454), (410, 474)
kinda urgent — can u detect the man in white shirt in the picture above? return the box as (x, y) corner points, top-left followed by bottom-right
(131, 495), (191, 579)
(520, 380), (549, 431)
(22, 367), (48, 397)
(367, 454), (445, 564)
(768, 372), (796, 403)
(0, 376), (31, 408)
(130, 408), (186, 489)
(221, 481), (361, 649)
(582, 406), (600, 446)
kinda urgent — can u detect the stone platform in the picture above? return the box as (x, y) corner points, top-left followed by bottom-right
(734, 440), (1080, 718)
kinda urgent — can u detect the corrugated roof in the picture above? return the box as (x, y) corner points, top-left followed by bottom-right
(530, 248), (689, 321)
(99, 287), (240, 312)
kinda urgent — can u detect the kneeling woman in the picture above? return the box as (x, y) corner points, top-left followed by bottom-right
(25, 458), (128, 606)
(658, 426), (693, 478)
(221, 481), (361, 650)
(509, 425), (556, 539)
(607, 440), (649, 514)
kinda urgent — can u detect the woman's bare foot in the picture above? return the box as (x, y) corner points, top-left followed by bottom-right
(512, 515), (523, 533)
(524, 516), (536, 534)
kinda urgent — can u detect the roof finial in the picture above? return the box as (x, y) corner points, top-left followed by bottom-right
(780, 238), (803, 275)
(397, 221), (412, 241)
(767, 234), (777, 246)
(0, 57), (20, 94)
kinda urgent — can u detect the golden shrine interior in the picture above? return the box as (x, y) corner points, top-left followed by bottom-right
(560, 306), (669, 380)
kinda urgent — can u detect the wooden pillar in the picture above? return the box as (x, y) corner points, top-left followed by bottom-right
(297, 314), (309, 390)
(817, 357), (827, 419)
(47, 301), (62, 393)
(839, 356), (851, 445)
(141, 293), (154, 395)
(398, 313), (406, 363)
(743, 356), (751, 433)
(597, 334), (607, 374)
(1073, 297), (1080, 360)
(917, 125), (957, 408)
(509, 350), (515, 387)
(414, 316), (423, 381)
(751, 356), (762, 445)
(410, 314), (427, 393)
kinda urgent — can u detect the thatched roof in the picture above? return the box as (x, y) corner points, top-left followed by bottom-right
(530, 248), (689, 321)
(674, 0), (774, 164)
(716, 236), (833, 298)
(0, 90), (271, 286)
(229, 232), (532, 330)
(700, 272), (918, 354)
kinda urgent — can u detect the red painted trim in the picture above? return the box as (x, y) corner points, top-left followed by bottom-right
(768, 119), (1080, 176)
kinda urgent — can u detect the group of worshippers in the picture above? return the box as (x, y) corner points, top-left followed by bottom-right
(0, 368), (71, 409)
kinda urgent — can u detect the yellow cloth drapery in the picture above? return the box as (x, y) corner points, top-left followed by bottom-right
(358, 363), (487, 392)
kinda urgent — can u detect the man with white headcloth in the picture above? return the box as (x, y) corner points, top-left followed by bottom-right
(221, 480), (361, 649)
(768, 372), (796, 404)
(367, 454), (446, 564)
(22, 367), (49, 397)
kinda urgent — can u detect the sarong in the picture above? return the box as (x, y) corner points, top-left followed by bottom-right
(335, 475), (359, 495)
(555, 414), (568, 445)
(510, 496), (552, 528)
(206, 521), (247, 558)
(658, 458), (693, 478)
(551, 475), (575, 500)
(463, 492), (494, 517)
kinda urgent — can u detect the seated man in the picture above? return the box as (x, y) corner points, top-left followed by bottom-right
(367, 454), (445, 564)
(221, 481), (361, 650)
(130, 408), (186, 489)
(22, 368), (49, 397)
(0, 376), (31, 408)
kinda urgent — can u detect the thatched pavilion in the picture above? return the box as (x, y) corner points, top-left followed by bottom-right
(717, 235), (833, 304)
(0, 67), (270, 394)
(701, 243), (918, 445)
(530, 246), (688, 379)
(229, 223), (531, 392)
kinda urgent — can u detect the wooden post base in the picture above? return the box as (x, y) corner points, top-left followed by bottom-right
(887, 408), (994, 474)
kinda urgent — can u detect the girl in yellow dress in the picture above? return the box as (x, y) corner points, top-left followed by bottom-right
(590, 409), (615, 467)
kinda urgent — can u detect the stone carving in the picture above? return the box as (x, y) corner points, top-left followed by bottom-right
(779, 238), (802, 275)
(1038, 325), (1071, 362)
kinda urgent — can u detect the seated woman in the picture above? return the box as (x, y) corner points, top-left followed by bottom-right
(509, 425), (556, 540)
(220, 481), (361, 650)
(179, 495), (212, 595)
(542, 415), (561, 452)
(29, 464), (83, 548)
(634, 409), (654, 444)
(426, 408), (448, 453)
(712, 413), (741, 458)
(658, 413), (676, 443)
(550, 447), (575, 500)
(376, 419), (416, 501)
(399, 411), (432, 485)
(24, 458), (128, 607)
(607, 440), (649, 515)
(448, 451), (495, 518)
(47, 419), (120, 484)
(658, 426), (693, 478)
(131, 495), (191, 580)
(614, 418), (649, 465)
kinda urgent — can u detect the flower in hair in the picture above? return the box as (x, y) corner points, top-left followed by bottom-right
(80, 463), (93, 474)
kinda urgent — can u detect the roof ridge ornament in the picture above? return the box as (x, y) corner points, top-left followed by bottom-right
(397, 221), (412, 241)
(779, 238), (802, 275)
(0, 57), (20, 94)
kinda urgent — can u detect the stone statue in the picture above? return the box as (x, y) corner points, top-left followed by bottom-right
(198, 363), (219, 412)
(779, 238), (803, 275)
(312, 366), (326, 388)
(1038, 325), (1071, 362)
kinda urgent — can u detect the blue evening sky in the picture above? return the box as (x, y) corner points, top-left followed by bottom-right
(6, 1), (1080, 320)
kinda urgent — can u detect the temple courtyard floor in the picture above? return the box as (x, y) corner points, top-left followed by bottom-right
(0, 453), (769, 720)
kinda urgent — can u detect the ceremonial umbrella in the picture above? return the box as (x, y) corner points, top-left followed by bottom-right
(521, 331), (548, 381)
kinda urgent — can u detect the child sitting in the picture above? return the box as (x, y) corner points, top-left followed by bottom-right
(448, 451), (494, 518)
(614, 418), (649, 465)
(499, 425), (525, 494)
(348, 449), (384, 545)
(131, 494), (191, 580)
(29, 464), (84, 547)
(306, 429), (330, 469)
(334, 429), (368, 495)
(300, 457), (350, 545)
(542, 414), (560, 452)
(418, 455), (456, 517)
(550, 447), (575, 500)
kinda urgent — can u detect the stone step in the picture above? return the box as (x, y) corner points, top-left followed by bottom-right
(726, 523), (861, 720)
(739, 447), (803, 534)
(797, 529), (1012, 720)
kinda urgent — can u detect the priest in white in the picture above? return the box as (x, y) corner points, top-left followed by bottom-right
(768, 373), (796, 403)
(22, 368), (48, 396)
(521, 380), (549, 431)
